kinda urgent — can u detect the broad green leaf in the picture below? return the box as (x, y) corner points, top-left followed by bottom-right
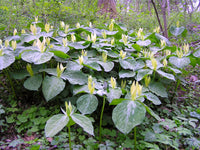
(0, 51), (15, 70)
(42, 76), (65, 101)
(112, 100), (146, 134)
(148, 82), (168, 98)
(49, 50), (70, 59)
(62, 70), (87, 85)
(132, 44), (141, 51)
(51, 45), (70, 53)
(45, 114), (69, 137)
(169, 56), (190, 68)
(193, 49), (200, 58)
(119, 59), (145, 71)
(76, 94), (98, 115)
(156, 70), (175, 81)
(139, 102), (161, 121)
(107, 88), (122, 103)
(23, 74), (42, 91)
(170, 26), (185, 36)
(155, 33), (171, 46)
(21, 34), (37, 43)
(98, 61), (114, 72)
(136, 69), (153, 81)
(85, 62), (102, 71)
(71, 113), (94, 136)
(68, 42), (89, 49)
(168, 67), (182, 74)
(144, 92), (161, 105)
(119, 70), (135, 78)
(109, 98), (128, 105)
(107, 51), (119, 58)
(136, 40), (151, 46)
(21, 51), (54, 64)
(66, 61), (83, 71)
(73, 85), (89, 95)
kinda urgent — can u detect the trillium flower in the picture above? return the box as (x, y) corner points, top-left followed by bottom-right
(62, 38), (68, 47)
(160, 39), (166, 47)
(176, 48), (183, 58)
(13, 29), (17, 36)
(30, 24), (37, 35)
(35, 16), (38, 23)
(145, 76), (151, 87)
(21, 29), (26, 34)
(60, 21), (65, 28)
(163, 58), (167, 67)
(165, 50), (171, 56)
(57, 63), (66, 78)
(71, 34), (76, 43)
(82, 50), (87, 56)
(5, 40), (9, 47)
(65, 101), (72, 116)
(151, 58), (157, 70)
(102, 51), (107, 62)
(11, 41), (17, 50)
(37, 38), (46, 53)
(102, 31), (107, 39)
(79, 55), (84, 65)
(0, 49), (4, 56)
(76, 22), (80, 29)
(88, 76), (95, 94)
(26, 64), (34, 77)
(91, 33), (96, 44)
(120, 50), (126, 59)
(130, 81), (143, 101)
(110, 77), (116, 89)
(45, 23), (50, 33)
(65, 24), (69, 34)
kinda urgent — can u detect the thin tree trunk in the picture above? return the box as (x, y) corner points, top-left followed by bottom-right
(148, 0), (152, 16)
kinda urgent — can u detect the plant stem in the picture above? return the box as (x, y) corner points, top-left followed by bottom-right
(5, 69), (16, 98)
(99, 96), (106, 143)
(68, 125), (72, 150)
(152, 70), (156, 81)
(134, 127), (137, 150)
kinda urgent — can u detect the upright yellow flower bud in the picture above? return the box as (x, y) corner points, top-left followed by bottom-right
(21, 29), (26, 34)
(145, 76), (151, 87)
(35, 16), (38, 23)
(87, 35), (91, 41)
(37, 38), (46, 53)
(120, 50), (126, 59)
(176, 48), (183, 58)
(88, 76), (95, 94)
(153, 26), (160, 33)
(89, 22), (92, 28)
(30, 24), (37, 35)
(109, 21), (114, 31)
(13, 29), (17, 36)
(45, 23), (50, 33)
(122, 34), (128, 45)
(11, 41), (17, 50)
(176, 21), (179, 28)
(110, 77), (116, 89)
(0, 49), (4, 56)
(65, 24), (69, 34)
(165, 50), (171, 56)
(163, 58), (167, 67)
(65, 101), (72, 116)
(160, 39), (166, 47)
(82, 50), (87, 56)
(151, 58), (157, 70)
(130, 81), (137, 101)
(57, 63), (66, 78)
(79, 55), (84, 65)
(62, 38), (68, 47)
(183, 43), (189, 54)
(91, 33), (96, 44)
(46, 37), (50, 46)
(102, 30), (107, 39)
(71, 34), (76, 43)
(137, 28), (143, 39)
(5, 40), (9, 47)
(76, 22), (80, 29)
(60, 21), (65, 28)
(121, 80), (126, 89)
(111, 38), (115, 45)
(102, 51), (107, 62)
(137, 84), (143, 96)
(26, 64), (34, 77)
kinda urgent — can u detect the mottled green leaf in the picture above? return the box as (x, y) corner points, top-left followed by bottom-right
(42, 76), (65, 101)
(45, 114), (69, 137)
(76, 94), (98, 115)
(149, 82), (168, 98)
(112, 100), (146, 134)
(23, 74), (42, 91)
(119, 70), (135, 78)
(107, 88), (122, 103)
(169, 56), (190, 68)
(71, 113), (94, 136)
(0, 51), (15, 70)
(144, 92), (161, 105)
(156, 70), (175, 81)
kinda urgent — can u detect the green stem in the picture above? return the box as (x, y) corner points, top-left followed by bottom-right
(134, 127), (137, 150)
(99, 96), (106, 143)
(68, 125), (72, 150)
(152, 70), (156, 81)
(5, 69), (16, 98)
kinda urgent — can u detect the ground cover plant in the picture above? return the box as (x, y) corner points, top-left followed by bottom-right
(0, 16), (199, 149)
